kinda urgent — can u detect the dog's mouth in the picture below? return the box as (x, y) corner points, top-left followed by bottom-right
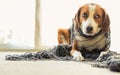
(77, 28), (102, 38)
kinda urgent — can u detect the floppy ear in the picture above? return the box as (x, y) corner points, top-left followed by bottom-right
(73, 7), (82, 30)
(102, 10), (110, 32)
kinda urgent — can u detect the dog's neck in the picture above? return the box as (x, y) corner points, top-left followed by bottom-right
(74, 30), (106, 42)
(77, 27), (103, 39)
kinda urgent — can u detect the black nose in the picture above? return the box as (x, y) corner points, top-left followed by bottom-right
(86, 26), (93, 32)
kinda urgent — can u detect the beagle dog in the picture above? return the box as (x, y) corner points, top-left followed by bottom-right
(58, 3), (110, 61)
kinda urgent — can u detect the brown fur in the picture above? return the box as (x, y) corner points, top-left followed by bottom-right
(58, 29), (70, 44)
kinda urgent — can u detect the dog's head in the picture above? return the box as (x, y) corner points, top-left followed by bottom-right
(74, 3), (110, 36)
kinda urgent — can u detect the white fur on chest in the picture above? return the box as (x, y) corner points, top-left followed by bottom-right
(75, 33), (106, 51)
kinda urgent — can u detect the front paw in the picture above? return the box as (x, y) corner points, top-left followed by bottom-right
(72, 51), (85, 61)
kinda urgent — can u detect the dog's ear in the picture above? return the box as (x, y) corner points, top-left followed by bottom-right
(102, 9), (110, 32)
(73, 7), (82, 30)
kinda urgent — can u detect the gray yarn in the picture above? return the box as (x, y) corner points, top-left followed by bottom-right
(5, 44), (120, 72)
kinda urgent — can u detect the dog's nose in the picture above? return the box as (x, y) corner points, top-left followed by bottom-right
(86, 26), (93, 33)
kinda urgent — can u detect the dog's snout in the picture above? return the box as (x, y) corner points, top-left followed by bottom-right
(86, 26), (93, 33)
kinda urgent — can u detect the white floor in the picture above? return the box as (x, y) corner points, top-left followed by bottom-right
(0, 52), (120, 75)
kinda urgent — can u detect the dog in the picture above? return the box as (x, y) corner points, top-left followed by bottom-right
(58, 3), (110, 61)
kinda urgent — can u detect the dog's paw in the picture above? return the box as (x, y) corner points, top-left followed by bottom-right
(72, 51), (85, 61)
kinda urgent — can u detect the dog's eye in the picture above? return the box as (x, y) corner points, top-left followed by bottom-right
(94, 15), (100, 19)
(82, 13), (88, 18)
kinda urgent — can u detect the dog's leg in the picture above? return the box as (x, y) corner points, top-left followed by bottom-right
(70, 40), (85, 61)
(58, 29), (70, 45)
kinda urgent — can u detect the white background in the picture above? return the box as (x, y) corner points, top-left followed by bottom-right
(41, 0), (120, 52)
(0, 0), (35, 48)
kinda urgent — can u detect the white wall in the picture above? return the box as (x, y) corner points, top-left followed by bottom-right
(41, 0), (120, 52)
(0, 0), (35, 47)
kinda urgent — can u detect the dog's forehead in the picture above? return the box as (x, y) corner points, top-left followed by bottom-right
(80, 3), (102, 12)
